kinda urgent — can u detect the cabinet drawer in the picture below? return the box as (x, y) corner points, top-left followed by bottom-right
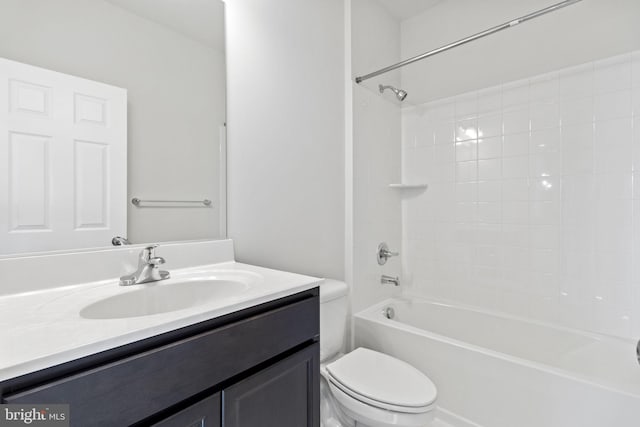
(4, 296), (319, 426)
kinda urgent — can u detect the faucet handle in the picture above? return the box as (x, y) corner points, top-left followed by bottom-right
(141, 244), (159, 261)
(148, 256), (165, 266)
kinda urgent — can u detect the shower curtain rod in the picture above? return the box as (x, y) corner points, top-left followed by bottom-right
(354, 0), (583, 84)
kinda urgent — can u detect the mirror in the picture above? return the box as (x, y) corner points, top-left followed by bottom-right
(0, 0), (226, 256)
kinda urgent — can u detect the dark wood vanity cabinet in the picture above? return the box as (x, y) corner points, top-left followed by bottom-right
(0, 288), (320, 427)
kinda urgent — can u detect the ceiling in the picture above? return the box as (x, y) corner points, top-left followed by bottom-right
(105, 0), (225, 52)
(375, 0), (443, 21)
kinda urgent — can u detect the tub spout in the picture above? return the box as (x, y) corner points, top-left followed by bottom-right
(381, 275), (399, 286)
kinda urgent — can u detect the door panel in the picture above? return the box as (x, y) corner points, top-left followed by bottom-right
(0, 57), (127, 254)
(223, 344), (319, 427)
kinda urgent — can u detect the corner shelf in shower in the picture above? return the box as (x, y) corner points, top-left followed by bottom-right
(388, 183), (428, 190)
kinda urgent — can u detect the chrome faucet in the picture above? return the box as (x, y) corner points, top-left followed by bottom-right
(111, 236), (131, 246)
(377, 242), (399, 265)
(119, 244), (170, 286)
(381, 275), (399, 286)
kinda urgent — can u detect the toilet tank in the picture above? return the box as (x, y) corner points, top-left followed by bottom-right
(319, 279), (349, 362)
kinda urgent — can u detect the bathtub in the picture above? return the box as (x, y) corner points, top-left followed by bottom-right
(354, 297), (640, 427)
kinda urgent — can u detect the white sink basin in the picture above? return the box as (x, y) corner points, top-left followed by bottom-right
(80, 278), (250, 319)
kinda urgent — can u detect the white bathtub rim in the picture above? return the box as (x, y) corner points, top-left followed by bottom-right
(434, 407), (485, 427)
(394, 292), (626, 344)
(355, 297), (640, 400)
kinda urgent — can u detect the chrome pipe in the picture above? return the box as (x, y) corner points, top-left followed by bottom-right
(354, 0), (583, 84)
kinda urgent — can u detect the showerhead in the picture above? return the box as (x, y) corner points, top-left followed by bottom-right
(379, 84), (408, 101)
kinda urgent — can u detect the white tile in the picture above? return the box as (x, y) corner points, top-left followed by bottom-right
(634, 117), (640, 171)
(595, 172), (633, 200)
(633, 172), (640, 199)
(415, 117), (435, 146)
(595, 247), (632, 284)
(502, 201), (529, 224)
(594, 117), (633, 144)
(560, 96), (593, 125)
(594, 54), (633, 94)
(530, 201), (561, 225)
(477, 113), (502, 138)
(476, 223), (501, 245)
(529, 74), (559, 103)
(529, 177), (561, 201)
(502, 179), (529, 201)
(434, 121), (454, 145)
(633, 200), (640, 282)
(455, 202), (477, 223)
(455, 182), (477, 202)
(433, 161), (456, 183)
(404, 51), (640, 340)
(502, 225), (529, 248)
(530, 225), (560, 250)
(503, 108), (530, 135)
(455, 118), (478, 141)
(477, 202), (501, 223)
(529, 152), (562, 177)
(530, 248), (560, 273)
(594, 118), (633, 173)
(455, 160), (477, 182)
(595, 200), (633, 254)
(502, 156), (529, 179)
(502, 81), (529, 109)
(478, 180), (501, 202)
(633, 51), (640, 88)
(503, 132), (529, 157)
(478, 158), (501, 180)
(455, 93), (478, 119)
(562, 123), (594, 175)
(434, 143), (455, 164)
(402, 146), (428, 183)
(475, 245), (503, 268)
(478, 136), (502, 160)
(594, 90), (633, 121)
(455, 140), (477, 162)
(559, 63), (593, 99)
(530, 102), (560, 131)
(530, 128), (561, 154)
(477, 85), (502, 114)
(562, 174), (595, 224)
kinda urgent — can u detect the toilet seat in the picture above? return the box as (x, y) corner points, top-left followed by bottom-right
(325, 348), (437, 414)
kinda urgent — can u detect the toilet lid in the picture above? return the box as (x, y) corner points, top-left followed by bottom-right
(325, 347), (437, 409)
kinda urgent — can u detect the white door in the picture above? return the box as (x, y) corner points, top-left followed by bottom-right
(0, 58), (127, 255)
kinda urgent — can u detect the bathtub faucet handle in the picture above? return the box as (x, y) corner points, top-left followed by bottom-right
(381, 275), (399, 286)
(377, 242), (399, 265)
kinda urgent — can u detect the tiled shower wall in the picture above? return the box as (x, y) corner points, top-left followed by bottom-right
(402, 51), (640, 339)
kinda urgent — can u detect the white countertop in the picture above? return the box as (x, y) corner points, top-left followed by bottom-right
(0, 261), (321, 382)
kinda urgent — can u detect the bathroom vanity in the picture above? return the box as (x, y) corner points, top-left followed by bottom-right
(0, 241), (321, 427)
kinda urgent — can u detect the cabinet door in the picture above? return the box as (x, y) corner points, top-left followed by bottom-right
(223, 343), (319, 427)
(152, 394), (220, 427)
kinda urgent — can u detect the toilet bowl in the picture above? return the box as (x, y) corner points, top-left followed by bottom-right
(320, 280), (437, 427)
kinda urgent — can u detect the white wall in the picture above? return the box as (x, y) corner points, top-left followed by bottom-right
(398, 0), (640, 339)
(401, 0), (640, 104)
(350, 0), (403, 313)
(0, 0), (225, 245)
(226, 0), (345, 279)
(403, 51), (640, 338)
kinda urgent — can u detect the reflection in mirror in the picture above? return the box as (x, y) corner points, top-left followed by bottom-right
(0, 0), (226, 256)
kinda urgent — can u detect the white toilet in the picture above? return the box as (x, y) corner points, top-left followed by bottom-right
(320, 280), (438, 427)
